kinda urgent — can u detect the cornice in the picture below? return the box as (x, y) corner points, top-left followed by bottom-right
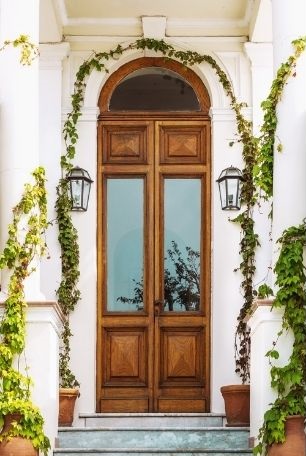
(62, 107), (99, 122)
(39, 42), (70, 70)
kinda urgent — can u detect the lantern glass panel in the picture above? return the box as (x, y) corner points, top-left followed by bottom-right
(70, 179), (83, 209)
(218, 180), (227, 209)
(227, 178), (239, 209)
(83, 180), (91, 211)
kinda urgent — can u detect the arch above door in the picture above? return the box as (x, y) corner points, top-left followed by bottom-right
(98, 57), (211, 114)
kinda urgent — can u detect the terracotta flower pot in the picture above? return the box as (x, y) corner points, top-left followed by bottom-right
(58, 387), (79, 427)
(220, 384), (250, 427)
(268, 415), (306, 456)
(0, 414), (38, 456)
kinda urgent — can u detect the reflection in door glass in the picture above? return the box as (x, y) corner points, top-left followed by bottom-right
(164, 179), (201, 311)
(107, 179), (144, 311)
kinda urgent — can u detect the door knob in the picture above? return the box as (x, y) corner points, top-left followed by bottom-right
(154, 300), (163, 316)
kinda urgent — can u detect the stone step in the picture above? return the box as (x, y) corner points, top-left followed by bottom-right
(79, 413), (226, 428)
(54, 449), (252, 456)
(57, 428), (250, 451)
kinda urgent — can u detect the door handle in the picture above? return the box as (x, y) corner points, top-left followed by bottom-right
(154, 300), (164, 316)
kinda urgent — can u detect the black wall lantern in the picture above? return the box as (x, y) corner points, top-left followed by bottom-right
(66, 166), (93, 211)
(216, 166), (243, 210)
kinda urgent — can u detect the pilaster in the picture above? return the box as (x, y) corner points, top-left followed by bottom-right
(39, 43), (70, 301)
(243, 42), (273, 134)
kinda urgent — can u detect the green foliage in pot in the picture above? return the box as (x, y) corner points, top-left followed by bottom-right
(253, 222), (306, 455)
(0, 168), (50, 454)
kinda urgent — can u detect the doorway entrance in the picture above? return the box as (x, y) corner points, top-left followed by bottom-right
(97, 59), (211, 413)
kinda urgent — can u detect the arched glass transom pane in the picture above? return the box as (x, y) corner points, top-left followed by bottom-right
(109, 67), (200, 111)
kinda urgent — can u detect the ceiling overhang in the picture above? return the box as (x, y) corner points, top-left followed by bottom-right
(39, 0), (272, 44)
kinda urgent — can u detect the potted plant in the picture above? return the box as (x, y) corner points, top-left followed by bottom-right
(58, 318), (80, 427)
(56, 178), (80, 426)
(0, 168), (50, 455)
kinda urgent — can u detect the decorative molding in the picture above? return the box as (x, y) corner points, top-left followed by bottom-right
(39, 42), (70, 70)
(244, 42), (273, 67)
(209, 107), (236, 122)
(247, 300), (284, 336)
(62, 107), (99, 122)
(66, 35), (248, 44)
(216, 51), (241, 97)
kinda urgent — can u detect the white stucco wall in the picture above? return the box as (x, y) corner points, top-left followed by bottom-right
(39, 36), (273, 420)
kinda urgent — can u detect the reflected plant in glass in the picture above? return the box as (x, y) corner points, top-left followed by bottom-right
(165, 241), (200, 311)
(117, 241), (200, 311)
(117, 277), (144, 310)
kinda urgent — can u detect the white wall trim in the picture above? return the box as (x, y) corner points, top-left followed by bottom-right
(40, 42), (70, 70)
(61, 107), (100, 122)
(209, 108), (236, 122)
(0, 301), (63, 336)
(247, 301), (284, 336)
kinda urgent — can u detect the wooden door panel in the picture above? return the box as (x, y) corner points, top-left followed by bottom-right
(101, 122), (151, 164)
(156, 121), (210, 164)
(100, 398), (149, 413)
(159, 326), (204, 385)
(103, 327), (148, 386)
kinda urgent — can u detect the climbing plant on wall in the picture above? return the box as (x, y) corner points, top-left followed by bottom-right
(57, 35), (306, 387)
(0, 167), (50, 454)
(0, 34), (39, 65)
(254, 37), (306, 200)
(253, 221), (306, 455)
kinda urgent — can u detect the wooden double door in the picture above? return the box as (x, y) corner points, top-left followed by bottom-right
(97, 116), (211, 412)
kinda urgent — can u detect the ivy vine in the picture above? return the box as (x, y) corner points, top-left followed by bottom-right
(254, 36), (306, 199)
(0, 167), (50, 454)
(253, 222), (306, 455)
(57, 36), (306, 388)
(55, 178), (80, 388)
(0, 34), (39, 65)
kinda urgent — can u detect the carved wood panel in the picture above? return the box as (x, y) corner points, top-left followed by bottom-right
(157, 122), (209, 164)
(102, 124), (149, 164)
(159, 327), (204, 386)
(103, 327), (148, 386)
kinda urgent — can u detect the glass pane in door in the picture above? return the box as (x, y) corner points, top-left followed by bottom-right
(164, 178), (201, 311)
(107, 178), (144, 311)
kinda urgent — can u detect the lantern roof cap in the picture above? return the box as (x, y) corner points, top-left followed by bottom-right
(67, 166), (93, 183)
(216, 166), (243, 182)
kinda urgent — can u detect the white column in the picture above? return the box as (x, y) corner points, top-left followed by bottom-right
(0, 0), (42, 300)
(39, 43), (70, 301)
(243, 42), (273, 135)
(248, 301), (293, 443)
(272, 0), (306, 244)
(243, 42), (273, 289)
